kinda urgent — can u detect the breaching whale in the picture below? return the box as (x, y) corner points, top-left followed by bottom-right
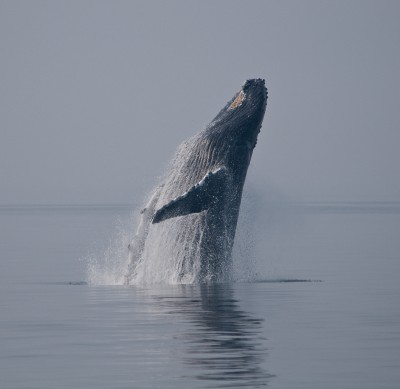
(125, 79), (268, 284)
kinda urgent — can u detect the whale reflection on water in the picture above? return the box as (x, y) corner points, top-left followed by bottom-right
(155, 284), (274, 387)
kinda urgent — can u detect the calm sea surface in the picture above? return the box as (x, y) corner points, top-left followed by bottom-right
(1, 202), (399, 388)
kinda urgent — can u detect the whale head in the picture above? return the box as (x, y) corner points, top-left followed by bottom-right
(204, 79), (268, 171)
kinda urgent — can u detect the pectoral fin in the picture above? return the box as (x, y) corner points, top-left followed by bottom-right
(152, 167), (226, 224)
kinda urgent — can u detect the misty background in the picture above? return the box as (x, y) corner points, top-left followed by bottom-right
(1, 0), (399, 205)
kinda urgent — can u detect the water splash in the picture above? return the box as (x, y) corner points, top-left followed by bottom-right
(85, 183), (269, 286)
(128, 178), (268, 285)
(86, 216), (133, 286)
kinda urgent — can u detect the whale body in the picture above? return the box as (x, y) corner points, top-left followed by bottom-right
(126, 79), (268, 284)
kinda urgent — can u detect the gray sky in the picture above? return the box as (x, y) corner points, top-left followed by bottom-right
(1, 0), (399, 204)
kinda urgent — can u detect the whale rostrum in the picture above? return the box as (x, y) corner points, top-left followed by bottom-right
(126, 79), (268, 284)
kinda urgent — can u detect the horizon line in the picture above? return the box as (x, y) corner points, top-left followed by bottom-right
(1, 200), (400, 208)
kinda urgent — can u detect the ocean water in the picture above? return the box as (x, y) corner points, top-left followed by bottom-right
(1, 202), (400, 388)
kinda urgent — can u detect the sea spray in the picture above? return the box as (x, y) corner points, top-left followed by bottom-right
(85, 189), (259, 286)
(86, 215), (134, 286)
(84, 183), (298, 286)
(125, 182), (262, 285)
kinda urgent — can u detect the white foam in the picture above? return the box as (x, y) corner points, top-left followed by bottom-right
(86, 216), (133, 286)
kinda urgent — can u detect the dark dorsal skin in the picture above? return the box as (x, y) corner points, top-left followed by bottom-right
(126, 79), (268, 284)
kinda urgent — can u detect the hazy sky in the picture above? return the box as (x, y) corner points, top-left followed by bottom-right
(1, 0), (399, 204)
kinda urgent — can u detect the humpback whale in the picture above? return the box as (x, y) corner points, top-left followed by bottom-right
(126, 79), (268, 284)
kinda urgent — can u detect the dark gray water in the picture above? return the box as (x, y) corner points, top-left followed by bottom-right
(1, 202), (400, 388)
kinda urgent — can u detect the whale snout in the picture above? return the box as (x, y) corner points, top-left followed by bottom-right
(242, 78), (265, 89)
(242, 78), (268, 103)
(236, 79), (267, 147)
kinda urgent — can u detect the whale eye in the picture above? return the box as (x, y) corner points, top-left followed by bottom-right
(228, 91), (245, 110)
